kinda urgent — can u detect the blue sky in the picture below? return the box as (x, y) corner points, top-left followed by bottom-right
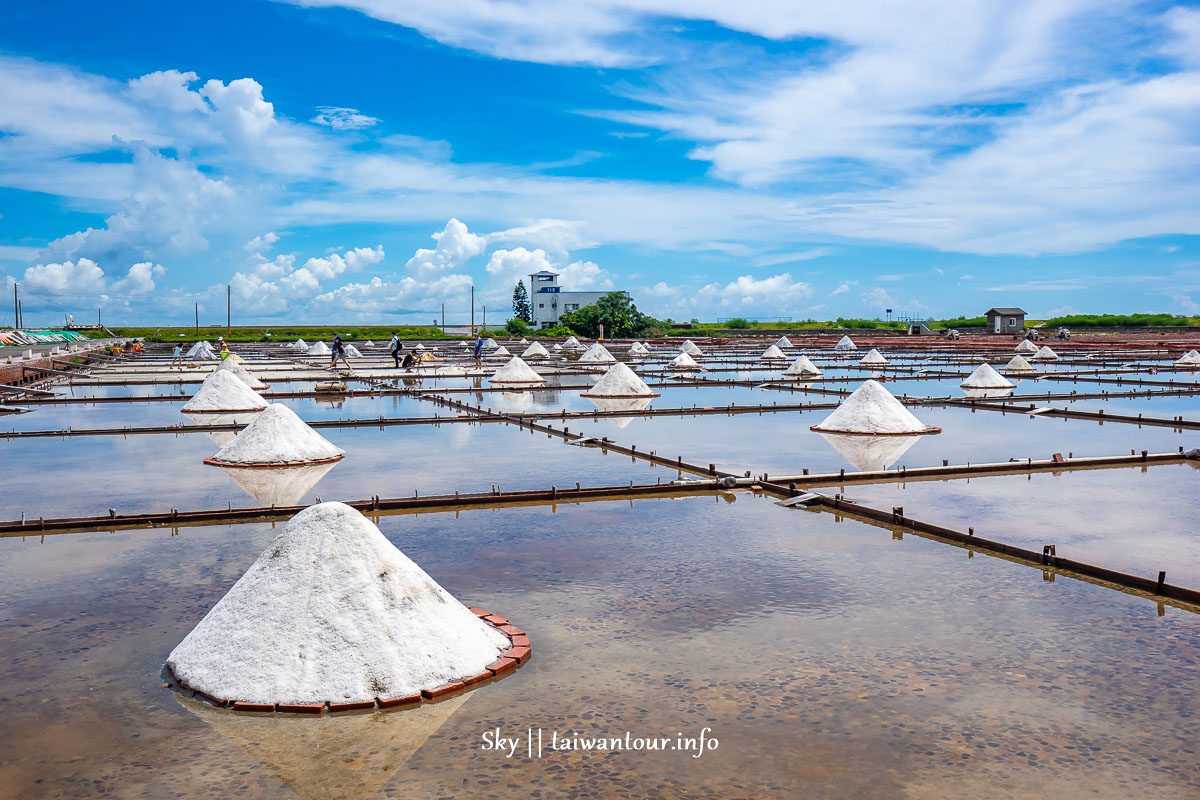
(1, 0), (1199, 326)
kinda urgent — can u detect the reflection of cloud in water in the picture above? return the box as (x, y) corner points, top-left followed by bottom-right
(176, 692), (468, 800)
(491, 391), (535, 412)
(817, 432), (920, 472)
(218, 461), (338, 506)
(588, 396), (653, 430)
(182, 411), (259, 449)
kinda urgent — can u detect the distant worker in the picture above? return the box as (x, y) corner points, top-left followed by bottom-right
(171, 343), (184, 368)
(390, 334), (403, 368)
(401, 351), (417, 370)
(330, 334), (349, 369)
(473, 334), (484, 370)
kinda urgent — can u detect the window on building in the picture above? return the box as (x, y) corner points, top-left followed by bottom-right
(565, 303), (579, 312)
(1009, 318), (1016, 326)
(538, 303), (544, 308)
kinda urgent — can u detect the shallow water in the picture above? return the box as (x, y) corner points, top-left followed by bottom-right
(1, 495), (1198, 799)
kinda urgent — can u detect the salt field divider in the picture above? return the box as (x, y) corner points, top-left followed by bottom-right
(756, 479), (1200, 611)
(0, 480), (725, 536)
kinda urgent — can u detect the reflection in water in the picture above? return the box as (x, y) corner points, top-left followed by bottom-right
(217, 461), (338, 506)
(182, 410), (260, 448)
(817, 431), (920, 471)
(587, 395), (653, 429)
(177, 693), (469, 800)
(962, 387), (1015, 399)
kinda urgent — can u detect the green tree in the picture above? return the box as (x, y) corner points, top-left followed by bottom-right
(512, 280), (531, 323)
(559, 292), (659, 338)
(505, 317), (530, 336)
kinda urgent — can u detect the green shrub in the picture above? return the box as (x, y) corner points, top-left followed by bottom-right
(541, 324), (575, 337)
(725, 317), (751, 329)
(505, 318), (530, 336)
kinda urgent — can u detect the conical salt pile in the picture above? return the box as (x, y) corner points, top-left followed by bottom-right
(783, 355), (822, 377)
(563, 335), (581, 349)
(1174, 349), (1200, 366)
(521, 341), (550, 359)
(582, 361), (659, 397)
(519, 338), (529, 345)
(578, 342), (616, 363)
(1032, 345), (1058, 361)
(859, 348), (887, 365)
(205, 403), (344, 466)
(167, 502), (510, 706)
(680, 340), (703, 356)
(216, 358), (269, 390)
(811, 380), (938, 434)
(345, 345), (363, 357)
(488, 356), (545, 386)
(364, 340), (376, 347)
(307, 341), (331, 356)
(1003, 355), (1036, 374)
(293, 338), (308, 350)
(416, 343), (427, 351)
(668, 352), (701, 370)
(960, 362), (1014, 389)
(761, 344), (788, 360)
(834, 335), (857, 351)
(775, 336), (792, 348)
(483, 338), (499, 350)
(552, 343), (563, 351)
(629, 342), (650, 355)
(183, 369), (269, 413)
(186, 341), (215, 359)
(1015, 339), (1038, 354)
(490, 345), (511, 358)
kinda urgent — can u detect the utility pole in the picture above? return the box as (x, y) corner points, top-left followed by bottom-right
(11, 282), (17, 329)
(226, 285), (231, 335)
(194, 302), (199, 338)
(97, 306), (100, 326)
(441, 303), (445, 333)
(470, 286), (475, 336)
(483, 305), (486, 331)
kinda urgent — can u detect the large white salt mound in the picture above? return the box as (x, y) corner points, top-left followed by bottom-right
(668, 351), (701, 370)
(818, 431), (919, 472)
(1032, 345), (1058, 361)
(490, 345), (511, 358)
(582, 361), (659, 397)
(1003, 355), (1037, 373)
(563, 335), (581, 348)
(488, 356), (545, 385)
(859, 348), (887, 365)
(219, 461), (337, 507)
(215, 358), (269, 390)
(775, 336), (792, 348)
(167, 502), (510, 705)
(812, 380), (937, 434)
(629, 342), (650, 355)
(783, 355), (822, 377)
(1174, 349), (1200, 366)
(521, 341), (550, 359)
(293, 338), (308, 350)
(364, 340), (376, 347)
(208, 403), (344, 465)
(483, 338), (499, 350)
(183, 369), (269, 413)
(1015, 339), (1038, 354)
(680, 339), (703, 356)
(345, 344), (363, 357)
(578, 342), (616, 363)
(307, 341), (331, 356)
(834, 335), (857, 351)
(186, 341), (215, 359)
(552, 343), (563, 351)
(761, 344), (788, 360)
(960, 362), (1014, 389)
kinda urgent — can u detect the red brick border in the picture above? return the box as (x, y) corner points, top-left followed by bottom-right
(166, 608), (528, 714)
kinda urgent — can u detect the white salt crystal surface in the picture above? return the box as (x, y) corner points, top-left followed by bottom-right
(812, 379), (934, 434)
(209, 403), (344, 465)
(182, 370), (268, 413)
(582, 361), (658, 397)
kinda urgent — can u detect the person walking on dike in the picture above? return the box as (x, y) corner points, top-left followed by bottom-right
(473, 333), (484, 370)
(330, 334), (350, 369)
(390, 332), (402, 368)
(171, 343), (184, 369)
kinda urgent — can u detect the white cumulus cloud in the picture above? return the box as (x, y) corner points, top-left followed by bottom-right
(312, 106), (381, 130)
